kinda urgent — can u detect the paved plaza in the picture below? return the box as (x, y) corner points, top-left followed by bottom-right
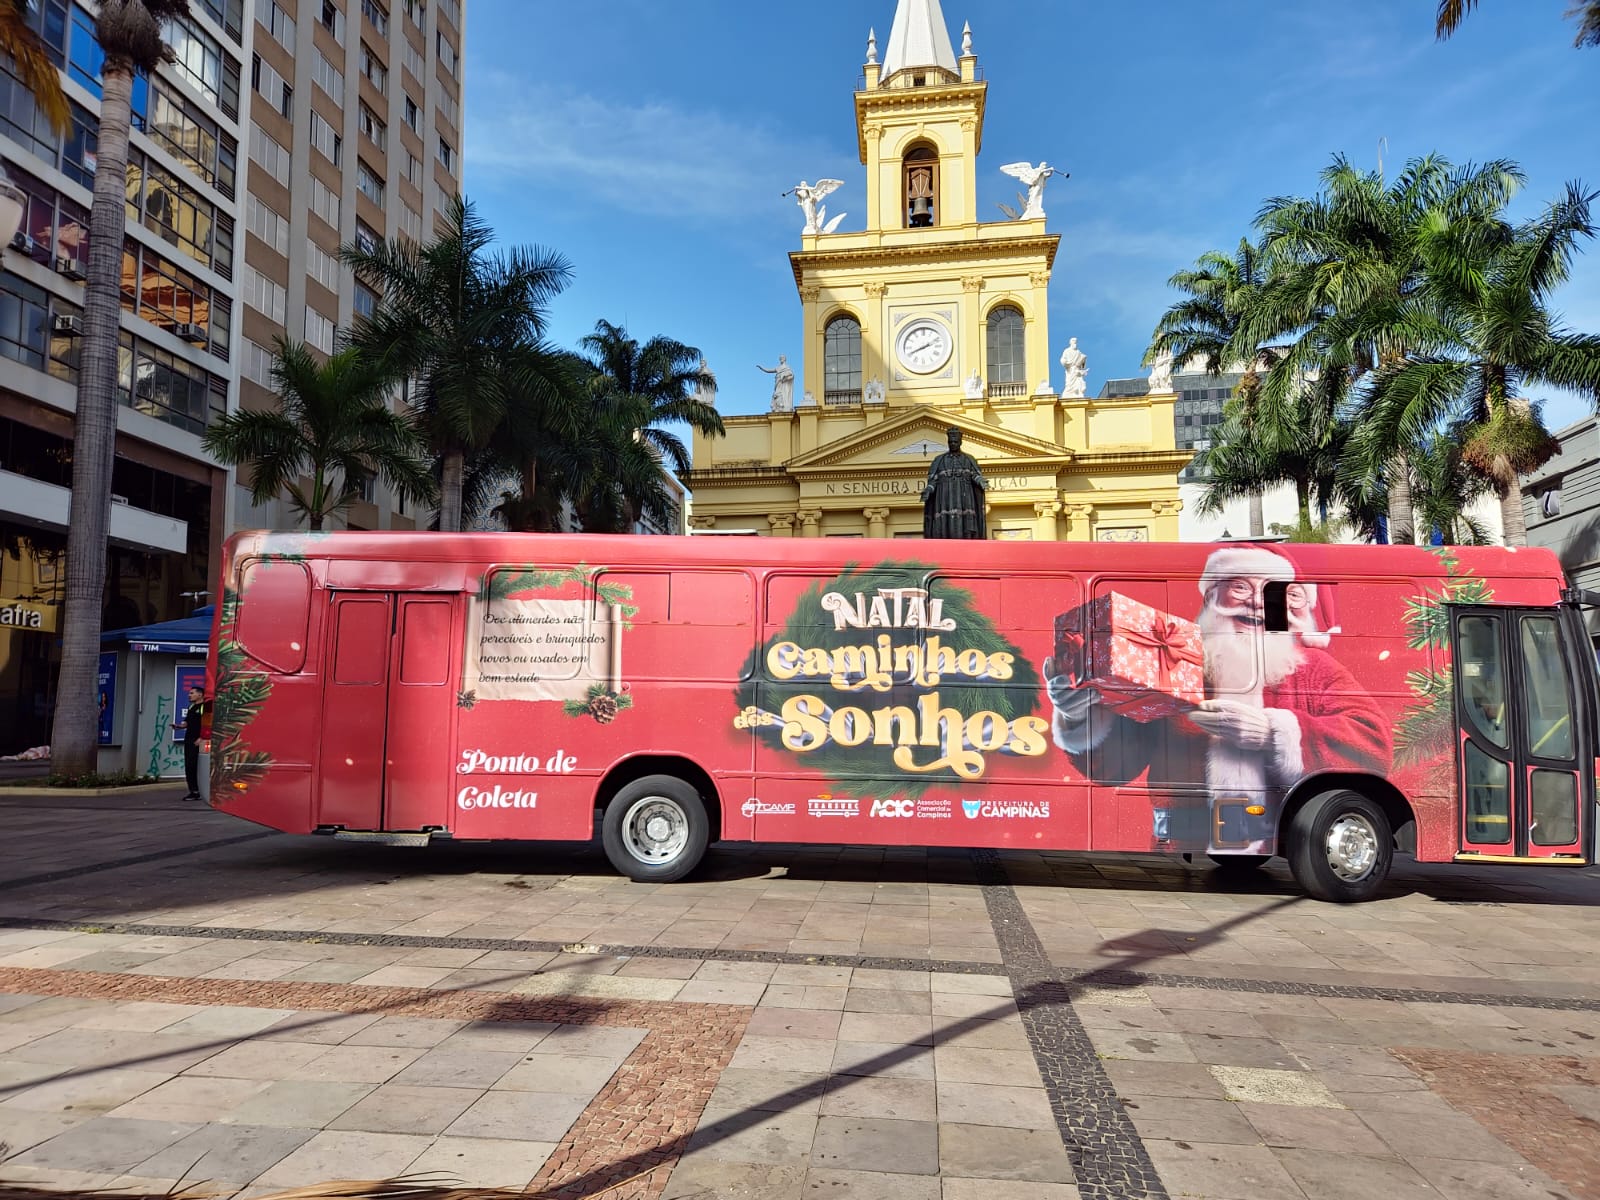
(2, 791), (1600, 1198)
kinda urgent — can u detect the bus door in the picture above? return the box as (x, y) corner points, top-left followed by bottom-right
(1451, 607), (1591, 863)
(319, 592), (460, 833)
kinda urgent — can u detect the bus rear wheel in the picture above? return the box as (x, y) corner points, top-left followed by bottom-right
(602, 775), (710, 884)
(1287, 789), (1393, 903)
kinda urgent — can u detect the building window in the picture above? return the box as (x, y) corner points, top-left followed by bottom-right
(305, 306), (335, 353)
(244, 264), (286, 324)
(356, 160), (384, 205)
(354, 219), (380, 254)
(401, 38), (425, 81)
(307, 241), (339, 291)
(199, 0), (245, 41)
(149, 82), (237, 197)
(163, 13), (241, 118)
(403, 151), (421, 185)
(251, 53), (292, 116)
(129, 152), (229, 272)
(403, 95), (420, 132)
(436, 136), (453, 172)
(242, 337), (275, 387)
(318, 0), (345, 42)
(437, 89), (457, 128)
(985, 305), (1025, 385)
(312, 47), (343, 97)
(436, 0), (457, 26)
(398, 202), (421, 241)
(0, 270), (49, 372)
(903, 144), (938, 227)
(248, 120), (290, 179)
(246, 194), (289, 255)
(255, 0), (294, 48)
(359, 41), (387, 93)
(358, 102), (386, 150)
(310, 111), (342, 165)
(309, 176), (340, 230)
(824, 315), (862, 400)
(403, 0), (425, 26)
(360, 0), (388, 35)
(353, 281), (378, 320)
(436, 30), (456, 75)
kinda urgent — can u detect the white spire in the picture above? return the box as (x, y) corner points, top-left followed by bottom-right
(882, 0), (959, 81)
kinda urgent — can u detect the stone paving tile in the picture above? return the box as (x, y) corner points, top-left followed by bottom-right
(660, 1158), (806, 1199)
(802, 1167), (941, 1198)
(342, 1015), (468, 1048)
(1240, 1101), (1391, 1154)
(221, 1079), (374, 1128)
(0, 1110), (86, 1158)
(107, 1073), (270, 1123)
(287, 1043), (427, 1084)
(811, 1115), (940, 1175)
(1407, 1156), (1579, 1200)
(445, 1089), (590, 1142)
(1276, 1148), (1441, 1200)
(185, 1039), (327, 1079)
(1209, 1064), (1343, 1108)
(405, 1135), (558, 1188)
(71, 1001), (202, 1032)
(1122, 1095), (1261, 1144)
(326, 1083), (484, 1135)
(816, 1075), (937, 1122)
(935, 1081), (1056, 1130)
(701, 1068), (829, 1118)
(250, 1129), (436, 1189)
(831, 1040), (937, 1080)
(0, 1065), (171, 1115)
(682, 1108), (819, 1165)
(8, 1115), (200, 1174)
(1142, 1136), (1311, 1199)
(131, 1122), (317, 1185)
(730, 1034), (840, 1074)
(937, 1123), (1076, 1183)
(494, 1052), (622, 1098)
(940, 1180), (1082, 1200)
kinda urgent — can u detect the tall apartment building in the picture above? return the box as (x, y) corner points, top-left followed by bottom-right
(0, 0), (464, 754)
(238, 0), (465, 533)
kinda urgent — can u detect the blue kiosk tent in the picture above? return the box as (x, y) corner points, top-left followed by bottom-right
(98, 606), (212, 781)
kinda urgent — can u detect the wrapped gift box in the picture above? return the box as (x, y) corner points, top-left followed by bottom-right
(1064, 592), (1204, 723)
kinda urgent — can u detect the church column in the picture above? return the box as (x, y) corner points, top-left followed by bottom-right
(1063, 502), (1095, 542)
(864, 507), (891, 539)
(961, 276), (984, 410)
(768, 513), (796, 538)
(797, 509), (822, 537)
(1151, 498), (1184, 541)
(1033, 500), (1062, 542)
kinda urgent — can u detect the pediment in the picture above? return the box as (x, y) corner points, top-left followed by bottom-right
(786, 407), (1071, 474)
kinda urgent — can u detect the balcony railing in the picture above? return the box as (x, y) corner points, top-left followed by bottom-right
(824, 389), (863, 406)
(986, 380), (1028, 399)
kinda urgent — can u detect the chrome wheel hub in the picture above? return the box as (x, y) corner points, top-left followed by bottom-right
(1325, 813), (1379, 881)
(622, 797), (688, 865)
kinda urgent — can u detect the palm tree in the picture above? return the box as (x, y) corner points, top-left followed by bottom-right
(1409, 426), (1495, 545)
(574, 320), (722, 532)
(1437, 0), (1600, 47)
(1147, 240), (1269, 536)
(51, 0), (191, 775)
(0, 0), (70, 131)
(202, 340), (437, 531)
(1363, 183), (1600, 545)
(1251, 154), (1521, 543)
(343, 196), (576, 531)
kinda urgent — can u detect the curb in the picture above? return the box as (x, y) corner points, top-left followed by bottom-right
(0, 782), (186, 799)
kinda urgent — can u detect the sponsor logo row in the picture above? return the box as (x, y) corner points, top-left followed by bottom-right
(740, 794), (1051, 821)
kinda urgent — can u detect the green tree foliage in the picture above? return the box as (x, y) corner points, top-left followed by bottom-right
(203, 340), (437, 530)
(1436, 1), (1600, 48)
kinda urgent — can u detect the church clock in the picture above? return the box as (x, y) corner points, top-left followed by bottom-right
(894, 317), (954, 374)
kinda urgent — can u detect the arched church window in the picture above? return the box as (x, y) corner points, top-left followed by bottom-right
(986, 306), (1026, 387)
(824, 316), (862, 404)
(903, 145), (938, 228)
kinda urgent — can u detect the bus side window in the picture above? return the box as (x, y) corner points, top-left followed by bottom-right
(1263, 581), (1290, 632)
(235, 559), (311, 673)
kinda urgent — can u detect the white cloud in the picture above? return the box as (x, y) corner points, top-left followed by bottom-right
(465, 71), (851, 226)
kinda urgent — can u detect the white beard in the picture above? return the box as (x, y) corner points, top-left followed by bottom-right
(1197, 600), (1306, 849)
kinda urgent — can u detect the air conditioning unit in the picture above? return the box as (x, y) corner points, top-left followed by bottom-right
(52, 314), (84, 337)
(175, 323), (208, 343)
(9, 232), (36, 254)
(54, 256), (86, 280)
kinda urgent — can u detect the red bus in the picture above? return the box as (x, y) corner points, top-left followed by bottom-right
(207, 531), (1598, 902)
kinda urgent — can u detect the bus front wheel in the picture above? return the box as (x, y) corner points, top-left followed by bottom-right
(1286, 789), (1393, 903)
(602, 775), (710, 884)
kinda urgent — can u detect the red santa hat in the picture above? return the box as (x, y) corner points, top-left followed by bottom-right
(1197, 544), (1340, 647)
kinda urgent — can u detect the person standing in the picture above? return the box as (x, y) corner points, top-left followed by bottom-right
(178, 684), (208, 801)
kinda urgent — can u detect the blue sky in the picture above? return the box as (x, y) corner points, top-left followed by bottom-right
(464, 0), (1600, 432)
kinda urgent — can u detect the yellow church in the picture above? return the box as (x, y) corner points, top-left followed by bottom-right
(683, 0), (1189, 541)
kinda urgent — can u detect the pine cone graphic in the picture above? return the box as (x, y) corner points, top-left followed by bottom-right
(588, 693), (620, 724)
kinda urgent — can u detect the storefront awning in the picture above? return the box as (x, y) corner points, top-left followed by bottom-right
(103, 605), (214, 657)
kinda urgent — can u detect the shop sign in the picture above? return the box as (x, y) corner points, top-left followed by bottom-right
(0, 598), (57, 633)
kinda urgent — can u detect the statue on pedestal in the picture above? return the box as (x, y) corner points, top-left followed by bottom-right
(1148, 349), (1175, 393)
(1059, 338), (1088, 398)
(922, 427), (987, 539)
(963, 368), (984, 399)
(758, 355), (794, 411)
(788, 179), (845, 235)
(998, 161), (1061, 220)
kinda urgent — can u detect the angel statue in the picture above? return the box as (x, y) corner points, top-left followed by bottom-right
(997, 161), (1064, 220)
(789, 179), (847, 235)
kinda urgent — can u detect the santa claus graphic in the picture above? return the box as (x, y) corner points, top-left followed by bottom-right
(1045, 545), (1392, 852)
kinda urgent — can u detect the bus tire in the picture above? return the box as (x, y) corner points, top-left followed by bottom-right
(1208, 853), (1271, 873)
(1286, 789), (1393, 903)
(602, 775), (710, 884)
